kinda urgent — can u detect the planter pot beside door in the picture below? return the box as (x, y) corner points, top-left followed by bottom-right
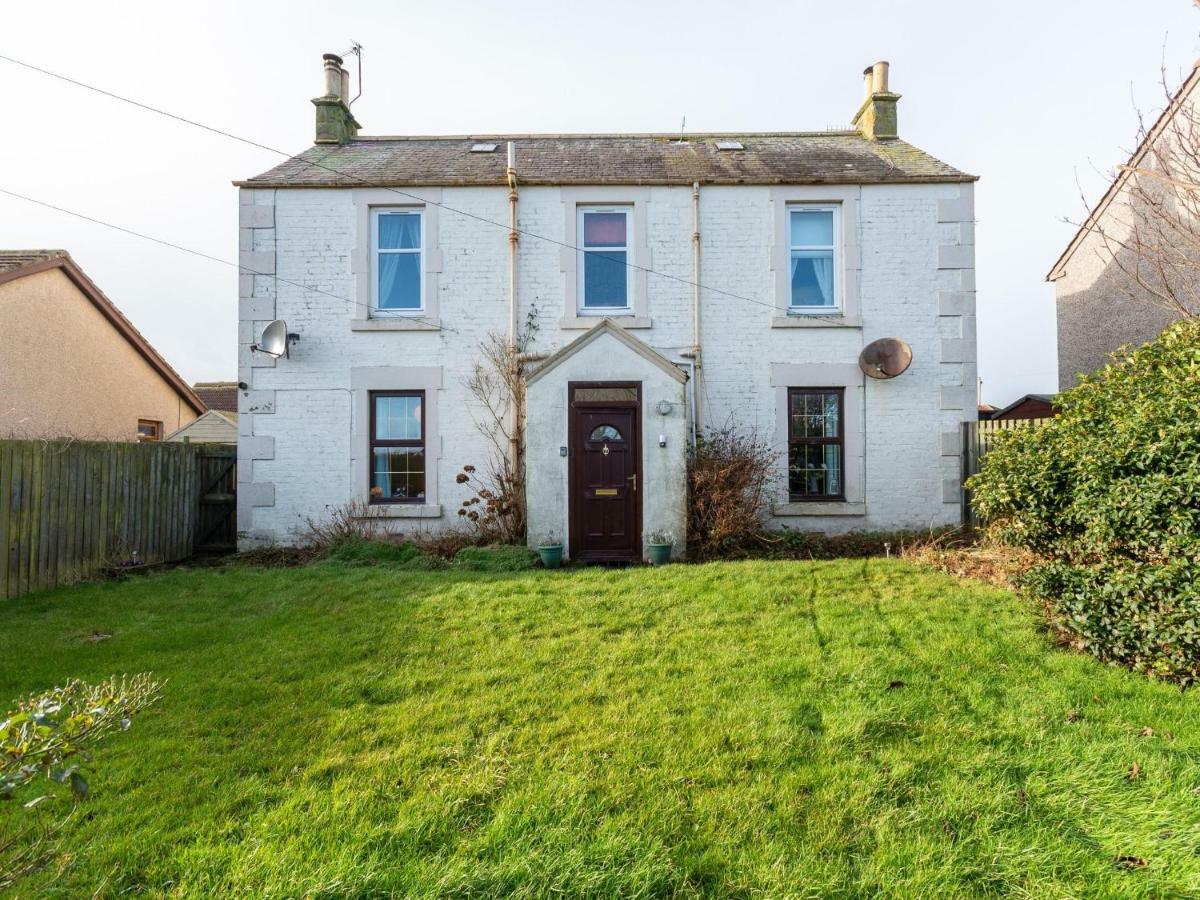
(647, 543), (673, 566)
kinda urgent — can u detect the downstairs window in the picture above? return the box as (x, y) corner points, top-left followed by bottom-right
(787, 388), (843, 500)
(369, 391), (425, 503)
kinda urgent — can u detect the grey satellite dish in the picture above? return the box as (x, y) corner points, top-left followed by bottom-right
(859, 337), (912, 379)
(253, 320), (291, 359)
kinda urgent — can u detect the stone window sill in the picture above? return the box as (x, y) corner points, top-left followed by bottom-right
(771, 314), (862, 329)
(560, 315), (652, 330)
(351, 317), (441, 332)
(773, 501), (866, 517)
(356, 503), (443, 519)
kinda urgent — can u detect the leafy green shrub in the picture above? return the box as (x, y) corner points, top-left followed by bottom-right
(325, 538), (443, 570)
(970, 320), (1200, 684)
(452, 545), (539, 572)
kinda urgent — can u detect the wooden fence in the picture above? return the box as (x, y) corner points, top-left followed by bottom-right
(961, 418), (1052, 526)
(0, 439), (235, 599)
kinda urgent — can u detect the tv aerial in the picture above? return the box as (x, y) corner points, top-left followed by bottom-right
(859, 337), (912, 379)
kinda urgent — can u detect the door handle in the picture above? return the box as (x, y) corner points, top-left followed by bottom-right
(627, 473), (637, 492)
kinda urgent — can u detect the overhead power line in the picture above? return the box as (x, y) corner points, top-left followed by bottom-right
(0, 51), (787, 316)
(0, 186), (457, 334)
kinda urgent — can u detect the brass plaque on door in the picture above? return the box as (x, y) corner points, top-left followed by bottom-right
(594, 488), (618, 496)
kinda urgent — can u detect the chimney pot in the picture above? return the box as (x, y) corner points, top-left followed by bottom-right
(322, 54), (342, 98)
(872, 61), (889, 94)
(340, 68), (351, 103)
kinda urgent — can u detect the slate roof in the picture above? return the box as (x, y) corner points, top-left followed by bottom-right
(193, 381), (238, 413)
(238, 133), (974, 188)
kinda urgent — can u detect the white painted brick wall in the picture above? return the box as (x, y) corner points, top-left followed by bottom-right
(240, 180), (975, 544)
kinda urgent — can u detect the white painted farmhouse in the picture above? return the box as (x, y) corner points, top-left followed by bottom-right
(235, 54), (977, 561)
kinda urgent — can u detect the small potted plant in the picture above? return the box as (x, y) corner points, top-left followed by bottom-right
(646, 530), (674, 566)
(537, 532), (563, 569)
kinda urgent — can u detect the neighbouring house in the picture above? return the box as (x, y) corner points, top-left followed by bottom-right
(193, 381), (238, 414)
(235, 55), (977, 559)
(977, 402), (998, 420)
(0, 250), (204, 441)
(1048, 62), (1200, 390)
(165, 409), (237, 444)
(989, 393), (1057, 421)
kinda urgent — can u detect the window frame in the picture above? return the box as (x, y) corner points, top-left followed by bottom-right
(786, 204), (840, 314)
(786, 387), (845, 501)
(577, 205), (633, 314)
(370, 208), (425, 317)
(137, 419), (162, 442)
(368, 390), (426, 505)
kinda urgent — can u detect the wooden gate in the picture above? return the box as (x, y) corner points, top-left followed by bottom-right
(194, 444), (237, 552)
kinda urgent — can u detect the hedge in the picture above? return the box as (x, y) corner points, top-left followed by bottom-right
(969, 319), (1200, 684)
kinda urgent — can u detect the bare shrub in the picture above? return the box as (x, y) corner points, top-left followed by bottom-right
(1079, 67), (1200, 319)
(303, 497), (380, 550)
(460, 333), (528, 544)
(687, 425), (779, 560)
(409, 529), (480, 561)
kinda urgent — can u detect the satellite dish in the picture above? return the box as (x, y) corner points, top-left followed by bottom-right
(859, 337), (912, 379)
(254, 320), (290, 359)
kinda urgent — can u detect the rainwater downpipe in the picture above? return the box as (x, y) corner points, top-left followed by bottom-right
(507, 142), (521, 468)
(507, 142), (519, 345)
(680, 180), (702, 441)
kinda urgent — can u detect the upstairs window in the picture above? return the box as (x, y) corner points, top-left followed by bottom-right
(788, 207), (837, 312)
(369, 391), (425, 503)
(137, 419), (162, 442)
(371, 209), (423, 315)
(788, 388), (843, 500)
(578, 206), (631, 312)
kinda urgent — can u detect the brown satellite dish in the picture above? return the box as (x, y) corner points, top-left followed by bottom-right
(859, 338), (913, 379)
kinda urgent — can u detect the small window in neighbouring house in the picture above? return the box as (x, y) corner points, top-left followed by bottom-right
(578, 206), (631, 312)
(788, 206), (837, 312)
(369, 391), (425, 503)
(787, 388), (843, 500)
(371, 209), (423, 315)
(137, 419), (162, 442)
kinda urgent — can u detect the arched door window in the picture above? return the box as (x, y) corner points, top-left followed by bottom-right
(589, 424), (623, 442)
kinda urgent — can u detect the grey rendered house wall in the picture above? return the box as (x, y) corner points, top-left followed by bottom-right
(1054, 220), (1182, 390)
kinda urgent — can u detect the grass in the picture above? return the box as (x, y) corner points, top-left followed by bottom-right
(2, 559), (1198, 897)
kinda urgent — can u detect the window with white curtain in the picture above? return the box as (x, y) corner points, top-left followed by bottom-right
(371, 209), (423, 315)
(788, 206), (837, 312)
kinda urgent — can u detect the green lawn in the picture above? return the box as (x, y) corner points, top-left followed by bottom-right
(2, 559), (1198, 897)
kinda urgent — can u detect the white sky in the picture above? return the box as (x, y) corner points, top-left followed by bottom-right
(2, 0), (1198, 406)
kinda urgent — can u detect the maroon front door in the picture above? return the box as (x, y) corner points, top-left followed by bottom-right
(569, 383), (641, 562)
